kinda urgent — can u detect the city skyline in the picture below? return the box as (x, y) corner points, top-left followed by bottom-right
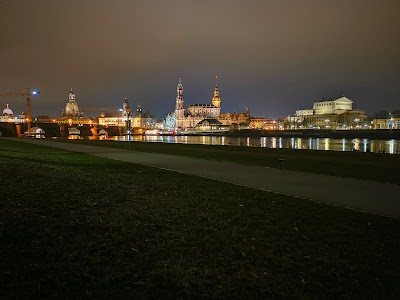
(1, 0), (399, 118)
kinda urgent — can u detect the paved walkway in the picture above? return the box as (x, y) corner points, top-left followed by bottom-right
(7, 138), (400, 218)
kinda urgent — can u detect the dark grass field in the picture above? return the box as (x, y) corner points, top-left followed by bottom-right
(1, 139), (400, 298)
(56, 139), (400, 185)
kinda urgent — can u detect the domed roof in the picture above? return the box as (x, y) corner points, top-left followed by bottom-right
(65, 101), (80, 115)
(2, 104), (13, 115)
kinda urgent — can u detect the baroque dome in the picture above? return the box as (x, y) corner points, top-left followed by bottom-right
(65, 101), (80, 116)
(62, 88), (83, 118)
(2, 104), (13, 116)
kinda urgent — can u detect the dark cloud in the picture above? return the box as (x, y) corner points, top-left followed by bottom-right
(1, 0), (399, 118)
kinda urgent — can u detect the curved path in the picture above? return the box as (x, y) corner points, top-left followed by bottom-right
(7, 138), (400, 218)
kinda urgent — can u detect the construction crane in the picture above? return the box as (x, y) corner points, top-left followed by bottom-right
(0, 88), (39, 130)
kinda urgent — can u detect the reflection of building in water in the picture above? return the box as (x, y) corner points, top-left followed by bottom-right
(388, 140), (395, 154)
(324, 138), (329, 151)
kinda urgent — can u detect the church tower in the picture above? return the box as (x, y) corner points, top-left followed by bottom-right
(64, 88), (81, 117)
(175, 78), (185, 127)
(211, 76), (221, 108)
(122, 98), (131, 117)
(69, 88), (76, 102)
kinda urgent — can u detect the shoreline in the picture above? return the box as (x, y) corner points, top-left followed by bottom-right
(1, 122), (400, 140)
(223, 129), (400, 139)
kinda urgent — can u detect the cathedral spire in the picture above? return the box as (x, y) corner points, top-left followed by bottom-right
(177, 78), (183, 93)
(212, 76), (221, 108)
(175, 78), (185, 127)
(176, 78), (184, 109)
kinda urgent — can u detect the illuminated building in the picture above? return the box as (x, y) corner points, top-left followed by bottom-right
(294, 96), (353, 117)
(286, 96), (367, 129)
(195, 118), (228, 132)
(219, 111), (250, 126)
(250, 117), (277, 130)
(163, 112), (176, 129)
(165, 77), (253, 131)
(0, 104), (26, 123)
(98, 99), (156, 129)
(58, 89), (95, 125)
(61, 89), (84, 118)
(3, 104), (13, 116)
(174, 77), (221, 130)
(372, 110), (400, 129)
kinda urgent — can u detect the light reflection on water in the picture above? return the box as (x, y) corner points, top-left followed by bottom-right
(81, 135), (400, 154)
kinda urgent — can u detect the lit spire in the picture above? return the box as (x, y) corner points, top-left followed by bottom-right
(176, 77), (184, 111)
(214, 75), (219, 96)
(69, 88), (75, 101)
(212, 75), (221, 108)
(177, 77), (183, 95)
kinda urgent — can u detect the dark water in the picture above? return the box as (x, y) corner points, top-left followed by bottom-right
(80, 135), (400, 154)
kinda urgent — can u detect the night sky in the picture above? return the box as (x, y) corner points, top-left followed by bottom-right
(1, 0), (399, 119)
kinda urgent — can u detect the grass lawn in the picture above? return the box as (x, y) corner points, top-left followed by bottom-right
(56, 139), (400, 185)
(1, 138), (400, 298)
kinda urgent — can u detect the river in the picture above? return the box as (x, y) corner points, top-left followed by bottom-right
(83, 135), (400, 154)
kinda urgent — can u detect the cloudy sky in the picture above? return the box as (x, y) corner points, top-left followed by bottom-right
(1, 0), (399, 118)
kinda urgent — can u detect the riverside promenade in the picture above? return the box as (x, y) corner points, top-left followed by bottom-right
(9, 138), (400, 218)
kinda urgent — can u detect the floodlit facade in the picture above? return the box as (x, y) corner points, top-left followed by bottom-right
(61, 89), (84, 118)
(295, 109), (313, 116)
(174, 77), (221, 130)
(286, 96), (366, 129)
(0, 104), (26, 123)
(219, 111), (251, 126)
(98, 99), (156, 129)
(294, 96), (353, 117)
(372, 117), (400, 129)
(250, 117), (277, 130)
(163, 112), (175, 129)
(312, 96), (353, 115)
(58, 89), (96, 125)
(164, 77), (253, 131)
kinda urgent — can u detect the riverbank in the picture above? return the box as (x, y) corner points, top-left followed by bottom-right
(1, 139), (400, 298)
(54, 139), (400, 185)
(2, 122), (399, 140)
(226, 129), (400, 139)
